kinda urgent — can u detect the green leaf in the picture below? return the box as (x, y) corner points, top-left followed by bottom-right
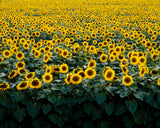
(95, 93), (107, 105)
(125, 100), (138, 114)
(133, 92), (146, 101)
(145, 92), (154, 103)
(83, 103), (93, 116)
(103, 102), (114, 116)
(48, 95), (57, 104)
(13, 108), (26, 122)
(26, 103), (40, 118)
(106, 86), (117, 95)
(42, 104), (52, 115)
(123, 116), (134, 128)
(120, 91), (131, 98)
(48, 114), (58, 124)
(115, 103), (126, 115)
(32, 119), (41, 128)
(0, 108), (6, 121)
(11, 91), (24, 102)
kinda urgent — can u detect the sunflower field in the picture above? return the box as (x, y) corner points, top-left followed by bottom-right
(0, 0), (160, 127)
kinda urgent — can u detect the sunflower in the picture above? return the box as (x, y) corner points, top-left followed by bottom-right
(70, 74), (82, 84)
(151, 53), (159, 61)
(3, 50), (11, 58)
(42, 73), (53, 83)
(73, 68), (83, 74)
(117, 54), (124, 61)
(17, 68), (27, 75)
(100, 54), (108, 62)
(121, 65), (128, 74)
(8, 70), (17, 79)
(62, 50), (69, 58)
(30, 78), (42, 89)
(158, 78), (160, 86)
(150, 70), (158, 76)
(88, 60), (96, 68)
(16, 52), (24, 60)
(25, 72), (35, 80)
(16, 81), (29, 90)
(0, 57), (4, 64)
(54, 67), (61, 73)
(104, 69), (115, 81)
(16, 61), (25, 69)
(138, 56), (146, 65)
(34, 51), (41, 58)
(60, 64), (68, 73)
(23, 43), (29, 49)
(43, 54), (50, 63)
(85, 68), (96, 79)
(65, 73), (72, 85)
(130, 56), (139, 65)
(139, 67), (146, 77)
(40, 48), (45, 54)
(109, 55), (116, 62)
(120, 59), (128, 66)
(122, 75), (133, 86)
(78, 71), (86, 79)
(0, 83), (10, 91)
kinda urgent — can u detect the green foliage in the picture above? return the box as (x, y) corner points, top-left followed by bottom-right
(0, 87), (160, 128)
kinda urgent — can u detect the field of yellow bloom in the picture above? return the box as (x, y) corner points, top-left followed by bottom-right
(0, 0), (160, 127)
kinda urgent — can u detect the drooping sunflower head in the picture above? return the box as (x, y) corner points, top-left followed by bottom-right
(0, 83), (10, 91)
(0, 57), (4, 64)
(139, 67), (146, 77)
(78, 71), (86, 79)
(16, 81), (29, 90)
(158, 78), (160, 86)
(18, 68), (27, 75)
(121, 65), (128, 74)
(8, 70), (17, 79)
(150, 70), (158, 76)
(25, 72), (35, 80)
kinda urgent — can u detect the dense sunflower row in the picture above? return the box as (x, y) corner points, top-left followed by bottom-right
(0, 0), (160, 91)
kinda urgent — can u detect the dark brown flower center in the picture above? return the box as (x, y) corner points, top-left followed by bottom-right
(87, 70), (94, 76)
(18, 63), (23, 68)
(5, 51), (9, 56)
(107, 71), (112, 78)
(132, 58), (136, 63)
(10, 71), (15, 77)
(0, 83), (7, 88)
(19, 82), (27, 87)
(18, 53), (22, 58)
(27, 73), (33, 78)
(124, 77), (131, 83)
(62, 66), (67, 71)
(32, 80), (39, 86)
(45, 75), (51, 80)
(73, 76), (79, 82)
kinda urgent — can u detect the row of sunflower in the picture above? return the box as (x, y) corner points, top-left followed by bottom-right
(0, 0), (160, 92)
